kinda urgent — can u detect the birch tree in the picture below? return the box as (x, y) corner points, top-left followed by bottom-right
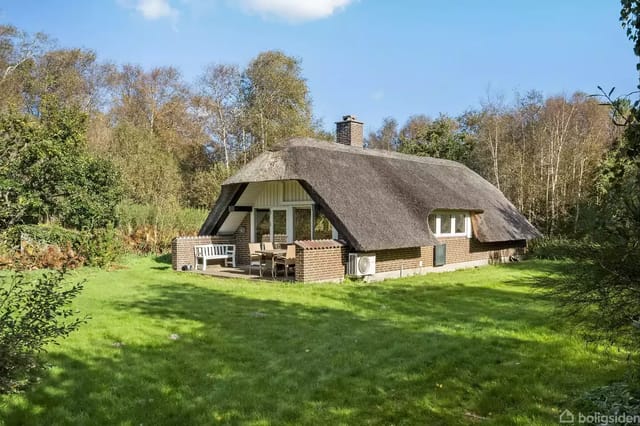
(242, 51), (313, 151)
(196, 64), (242, 170)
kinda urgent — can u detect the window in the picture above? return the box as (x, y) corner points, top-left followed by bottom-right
(255, 209), (270, 243)
(454, 213), (466, 234)
(440, 215), (452, 235)
(314, 209), (334, 240)
(254, 209), (288, 244)
(428, 211), (470, 237)
(272, 209), (287, 242)
(294, 207), (312, 240)
(253, 206), (336, 243)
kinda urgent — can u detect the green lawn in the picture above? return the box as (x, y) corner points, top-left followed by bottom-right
(0, 257), (629, 425)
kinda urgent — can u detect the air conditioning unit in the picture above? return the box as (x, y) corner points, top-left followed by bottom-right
(347, 253), (376, 277)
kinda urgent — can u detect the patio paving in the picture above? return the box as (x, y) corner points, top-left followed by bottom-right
(191, 265), (295, 282)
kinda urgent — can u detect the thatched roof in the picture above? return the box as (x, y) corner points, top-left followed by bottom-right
(200, 138), (541, 251)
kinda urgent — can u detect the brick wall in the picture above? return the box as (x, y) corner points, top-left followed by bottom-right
(295, 240), (347, 283)
(440, 237), (526, 265)
(364, 238), (526, 273)
(366, 247), (424, 273)
(292, 237), (523, 282)
(175, 225), (526, 278)
(234, 216), (251, 266)
(171, 235), (235, 270)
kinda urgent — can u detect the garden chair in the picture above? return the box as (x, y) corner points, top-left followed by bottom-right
(273, 244), (296, 278)
(248, 243), (264, 276)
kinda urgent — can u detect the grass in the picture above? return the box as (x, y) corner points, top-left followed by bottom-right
(0, 258), (630, 425)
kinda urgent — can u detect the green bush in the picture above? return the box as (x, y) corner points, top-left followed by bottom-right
(116, 202), (208, 254)
(2, 224), (84, 251)
(77, 225), (123, 268)
(528, 237), (596, 260)
(0, 104), (122, 230)
(0, 270), (85, 393)
(1, 224), (123, 268)
(117, 202), (207, 231)
(577, 381), (640, 422)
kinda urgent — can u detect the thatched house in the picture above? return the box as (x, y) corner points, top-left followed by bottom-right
(173, 115), (540, 282)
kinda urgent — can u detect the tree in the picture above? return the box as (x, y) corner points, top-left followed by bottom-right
(102, 64), (209, 207)
(538, 0), (640, 361)
(106, 123), (181, 207)
(366, 117), (398, 150)
(196, 64), (242, 170)
(397, 114), (473, 163)
(461, 91), (614, 234)
(0, 270), (85, 393)
(0, 25), (107, 116)
(242, 51), (313, 151)
(0, 100), (122, 229)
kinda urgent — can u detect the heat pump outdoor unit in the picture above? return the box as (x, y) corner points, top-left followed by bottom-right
(347, 253), (376, 277)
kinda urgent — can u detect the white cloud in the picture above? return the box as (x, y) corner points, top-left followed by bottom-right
(135, 0), (179, 19)
(117, 0), (352, 24)
(237, 0), (353, 22)
(371, 89), (384, 101)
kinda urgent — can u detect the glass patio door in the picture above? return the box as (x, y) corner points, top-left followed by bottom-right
(254, 209), (270, 244)
(271, 209), (287, 245)
(293, 207), (312, 241)
(254, 206), (332, 244)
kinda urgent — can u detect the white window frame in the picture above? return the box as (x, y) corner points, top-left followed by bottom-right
(248, 181), (339, 243)
(250, 208), (270, 243)
(270, 207), (288, 241)
(292, 205), (314, 241)
(429, 211), (471, 238)
(252, 205), (324, 243)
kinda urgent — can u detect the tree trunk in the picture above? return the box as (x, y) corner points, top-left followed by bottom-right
(260, 111), (266, 152)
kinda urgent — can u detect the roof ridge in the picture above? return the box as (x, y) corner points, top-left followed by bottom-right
(278, 137), (467, 169)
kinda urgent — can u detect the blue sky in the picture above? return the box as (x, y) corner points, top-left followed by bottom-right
(1, 0), (637, 134)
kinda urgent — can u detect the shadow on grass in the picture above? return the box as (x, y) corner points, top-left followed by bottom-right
(150, 266), (170, 271)
(1, 271), (626, 425)
(499, 258), (577, 277)
(153, 253), (172, 265)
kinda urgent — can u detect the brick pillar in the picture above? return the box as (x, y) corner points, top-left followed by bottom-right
(294, 240), (346, 283)
(335, 115), (363, 148)
(234, 215), (251, 266)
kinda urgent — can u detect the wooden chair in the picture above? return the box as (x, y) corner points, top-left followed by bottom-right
(248, 243), (264, 276)
(273, 244), (296, 278)
(262, 242), (274, 251)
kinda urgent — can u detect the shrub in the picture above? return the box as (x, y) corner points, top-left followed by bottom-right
(117, 202), (207, 254)
(2, 224), (84, 251)
(12, 242), (84, 271)
(528, 237), (596, 260)
(77, 225), (122, 268)
(0, 104), (122, 230)
(533, 237), (640, 353)
(0, 224), (122, 269)
(0, 270), (85, 393)
(577, 381), (640, 423)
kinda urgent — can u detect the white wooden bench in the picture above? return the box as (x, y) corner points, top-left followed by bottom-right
(194, 244), (236, 271)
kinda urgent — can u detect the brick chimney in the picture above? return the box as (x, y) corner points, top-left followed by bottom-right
(336, 115), (364, 148)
